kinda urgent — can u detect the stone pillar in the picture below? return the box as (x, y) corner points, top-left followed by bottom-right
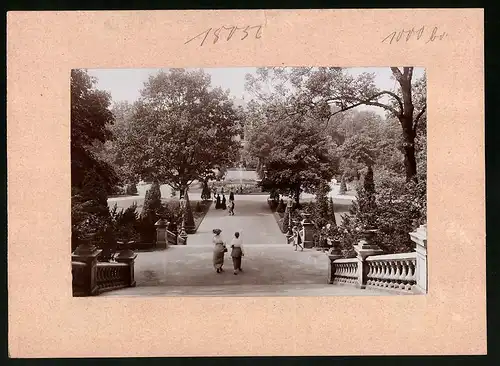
(71, 238), (102, 296)
(327, 239), (343, 284)
(410, 224), (428, 294)
(353, 228), (383, 289)
(300, 213), (314, 249)
(115, 248), (138, 287)
(154, 218), (168, 249)
(178, 226), (188, 245)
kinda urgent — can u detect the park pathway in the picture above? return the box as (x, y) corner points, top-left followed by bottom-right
(190, 195), (285, 246)
(102, 194), (389, 296)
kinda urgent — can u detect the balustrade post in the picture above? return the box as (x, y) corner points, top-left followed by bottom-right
(353, 228), (383, 289)
(115, 246), (138, 287)
(327, 239), (342, 284)
(154, 218), (168, 249)
(178, 226), (188, 245)
(410, 224), (428, 294)
(71, 234), (102, 296)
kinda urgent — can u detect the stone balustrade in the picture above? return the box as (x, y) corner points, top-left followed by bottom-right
(330, 258), (358, 285)
(71, 242), (137, 297)
(95, 262), (130, 293)
(328, 224), (427, 294)
(365, 253), (416, 292)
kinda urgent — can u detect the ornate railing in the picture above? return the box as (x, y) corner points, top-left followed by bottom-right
(365, 253), (416, 292)
(331, 258), (358, 285)
(71, 244), (137, 297)
(327, 224), (427, 294)
(96, 262), (130, 293)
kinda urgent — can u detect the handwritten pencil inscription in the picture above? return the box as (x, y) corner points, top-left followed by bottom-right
(382, 26), (448, 44)
(185, 25), (263, 47)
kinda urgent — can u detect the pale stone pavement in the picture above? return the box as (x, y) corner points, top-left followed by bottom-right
(102, 195), (390, 297)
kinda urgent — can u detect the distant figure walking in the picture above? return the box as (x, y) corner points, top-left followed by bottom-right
(215, 194), (221, 209)
(229, 190), (235, 202)
(222, 194), (227, 210)
(212, 186), (217, 202)
(293, 225), (304, 251)
(230, 232), (244, 275)
(212, 229), (227, 273)
(228, 200), (235, 216)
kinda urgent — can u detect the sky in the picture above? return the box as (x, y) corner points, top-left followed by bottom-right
(87, 67), (425, 115)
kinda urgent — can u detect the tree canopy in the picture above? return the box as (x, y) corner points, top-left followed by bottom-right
(245, 67), (426, 182)
(116, 69), (241, 194)
(71, 69), (118, 253)
(247, 112), (338, 203)
(71, 69), (118, 193)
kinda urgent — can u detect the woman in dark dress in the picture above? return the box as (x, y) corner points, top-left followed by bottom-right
(215, 194), (221, 209)
(229, 190), (235, 202)
(221, 194), (227, 210)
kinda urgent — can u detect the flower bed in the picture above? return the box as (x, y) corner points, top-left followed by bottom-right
(192, 200), (212, 231)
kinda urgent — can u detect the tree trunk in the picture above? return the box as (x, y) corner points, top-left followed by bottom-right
(400, 116), (418, 183)
(294, 184), (301, 205)
(397, 70), (418, 183)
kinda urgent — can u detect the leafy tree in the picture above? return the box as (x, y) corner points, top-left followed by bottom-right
(118, 69), (241, 196)
(71, 69), (118, 193)
(339, 176), (347, 195)
(95, 101), (139, 186)
(328, 197), (337, 226)
(246, 67), (426, 182)
(125, 183), (138, 195)
(142, 182), (162, 217)
(71, 69), (119, 255)
(138, 182), (162, 243)
(248, 116), (338, 204)
(312, 180), (331, 229)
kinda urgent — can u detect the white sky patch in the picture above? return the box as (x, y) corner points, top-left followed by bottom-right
(87, 67), (425, 117)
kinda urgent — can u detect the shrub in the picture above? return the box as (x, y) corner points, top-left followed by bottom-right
(328, 197), (337, 226)
(339, 176), (347, 195)
(125, 183), (138, 195)
(111, 202), (140, 242)
(338, 166), (426, 255)
(276, 199), (286, 213)
(71, 170), (117, 259)
(138, 182), (162, 243)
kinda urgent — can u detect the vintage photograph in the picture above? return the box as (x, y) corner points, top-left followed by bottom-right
(71, 66), (427, 297)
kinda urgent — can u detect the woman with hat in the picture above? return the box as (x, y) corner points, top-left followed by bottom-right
(212, 228), (227, 273)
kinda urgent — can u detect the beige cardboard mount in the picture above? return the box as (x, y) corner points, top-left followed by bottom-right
(7, 9), (485, 357)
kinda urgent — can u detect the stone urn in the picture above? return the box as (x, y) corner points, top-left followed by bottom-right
(300, 212), (312, 224)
